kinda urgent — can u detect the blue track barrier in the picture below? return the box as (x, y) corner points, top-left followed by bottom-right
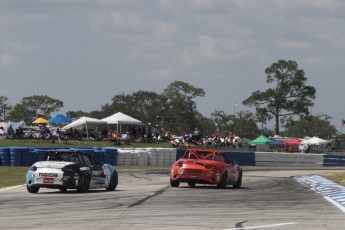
(0, 147), (10, 166)
(223, 151), (255, 166)
(10, 147), (22, 166)
(323, 153), (345, 166)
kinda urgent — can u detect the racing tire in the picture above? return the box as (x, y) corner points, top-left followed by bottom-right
(170, 178), (180, 187)
(188, 181), (196, 187)
(27, 185), (39, 194)
(233, 171), (242, 189)
(106, 172), (118, 191)
(59, 187), (67, 192)
(77, 172), (91, 193)
(217, 172), (227, 189)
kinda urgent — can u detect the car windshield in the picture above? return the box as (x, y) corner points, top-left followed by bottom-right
(44, 151), (82, 163)
(182, 150), (222, 161)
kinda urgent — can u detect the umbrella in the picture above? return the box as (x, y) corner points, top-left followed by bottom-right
(49, 114), (72, 123)
(32, 117), (48, 124)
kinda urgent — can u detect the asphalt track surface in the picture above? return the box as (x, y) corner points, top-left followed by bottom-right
(1, 169), (345, 230)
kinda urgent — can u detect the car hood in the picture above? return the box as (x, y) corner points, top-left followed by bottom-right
(33, 161), (75, 169)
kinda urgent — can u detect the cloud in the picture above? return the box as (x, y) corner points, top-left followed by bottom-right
(126, 49), (159, 61)
(179, 35), (223, 65)
(0, 53), (19, 66)
(142, 67), (172, 81)
(278, 41), (315, 50)
(3, 40), (24, 51)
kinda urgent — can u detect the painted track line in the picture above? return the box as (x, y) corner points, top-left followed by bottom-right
(296, 175), (345, 213)
(222, 222), (297, 230)
(0, 184), (24, 192)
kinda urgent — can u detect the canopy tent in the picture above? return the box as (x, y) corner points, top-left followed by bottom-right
(61, 116), (107, 140)
(101, 112), (142, 125)
(301, 136), (328, 149)
(301, 136), (328, 145)
(32, 117), (48, 124)
(101, 112), (142, 133)
(0, 121), (27, 133)
(282, 138), (302, 146)
(49, 114), (72, 123)
(269, 140), (283, 147)
(248, 135), (272, 145)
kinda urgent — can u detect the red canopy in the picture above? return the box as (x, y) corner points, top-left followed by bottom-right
(283, 138), (302, 146)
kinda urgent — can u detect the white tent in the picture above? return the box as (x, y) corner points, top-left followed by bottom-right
(101, 112), (142, 125)
(102, 112), (142, 133)
(61, 116), (107, 139)
(301, 136), (328, 149)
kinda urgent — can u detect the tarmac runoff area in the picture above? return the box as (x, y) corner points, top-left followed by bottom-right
(296, 175), (345, 213)
(2, 169), (345, 229)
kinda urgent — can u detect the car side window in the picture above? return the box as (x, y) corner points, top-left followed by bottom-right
(74, 155), (83, 164)
(214, 155), (221, 161)
(219, 155), (226, 163)
(82, 154), (93, 166)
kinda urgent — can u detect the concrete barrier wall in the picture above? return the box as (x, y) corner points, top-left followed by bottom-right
(255, 152), (324, 167)
(0, 146), (342, 167)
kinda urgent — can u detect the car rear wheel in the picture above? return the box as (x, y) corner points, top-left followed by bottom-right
(27, 185), (39, 193)
(188, 181), (196, 187)
(233, 171), (242, 189)
(170, 178), (180, 187)
(77, 172), (90, 193)
(106, 172), (118, 191)
(217, 172), (227, 189)
(59, 187), (67, 192)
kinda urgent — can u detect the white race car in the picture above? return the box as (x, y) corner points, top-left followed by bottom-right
(26, 150), (118, 193)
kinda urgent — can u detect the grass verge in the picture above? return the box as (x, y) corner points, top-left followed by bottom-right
(323, 172), (345, 186)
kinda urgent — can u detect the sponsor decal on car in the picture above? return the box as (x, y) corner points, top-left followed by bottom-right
(178, 168), (184, 175)
(39, 173), (58, 177)
(43, 178), (54, 184)
(80, 167), (90, 171)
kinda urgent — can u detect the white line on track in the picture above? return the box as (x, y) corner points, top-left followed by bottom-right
(325, 196), (345, 213)
(222, 222), (297, 230)
(0, 184), (24, 192)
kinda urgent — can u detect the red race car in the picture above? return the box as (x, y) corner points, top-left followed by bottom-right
(170, 149), (242, 188)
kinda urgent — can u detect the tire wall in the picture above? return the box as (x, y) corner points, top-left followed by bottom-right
(0, 147), (10, 166)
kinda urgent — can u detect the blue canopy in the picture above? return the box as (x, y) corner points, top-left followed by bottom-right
(49, 114), (72, 123)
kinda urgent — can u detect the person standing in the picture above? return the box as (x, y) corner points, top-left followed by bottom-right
(146, 123), (153, 143)
(153, 125), (160, 142)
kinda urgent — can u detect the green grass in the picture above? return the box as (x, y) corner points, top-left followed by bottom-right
(0, 167), (28, 188)
(323, 172), (345, 186)
(0, 138), (173, 148)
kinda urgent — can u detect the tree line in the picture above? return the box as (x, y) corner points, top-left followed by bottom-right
(0, 60), (338, 139)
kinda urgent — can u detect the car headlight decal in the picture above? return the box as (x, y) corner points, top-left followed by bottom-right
(178, 168), (184, 175)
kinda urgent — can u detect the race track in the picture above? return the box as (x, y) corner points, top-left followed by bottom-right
(1, 169), (345, 230)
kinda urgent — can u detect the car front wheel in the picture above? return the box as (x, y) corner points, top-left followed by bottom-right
(233, 171), (242, 189)
(217, 172), (227, 189)
(170, 178), (180, 187)
(106, 172), (118, 191)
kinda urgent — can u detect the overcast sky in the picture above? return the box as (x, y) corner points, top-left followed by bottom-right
(1, 0), (344, 132)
